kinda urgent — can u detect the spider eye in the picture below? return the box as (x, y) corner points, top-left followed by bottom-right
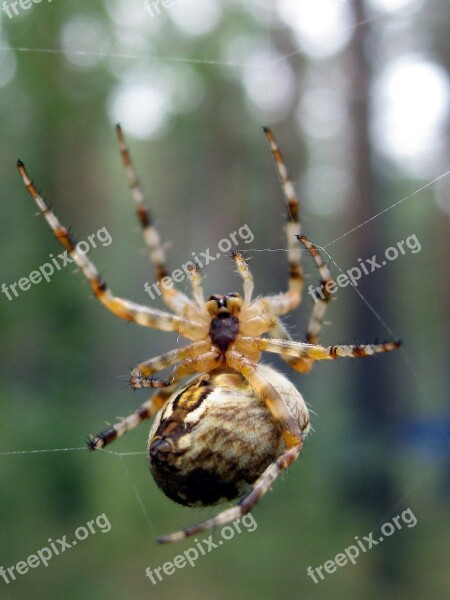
(206, 295), (225, 315)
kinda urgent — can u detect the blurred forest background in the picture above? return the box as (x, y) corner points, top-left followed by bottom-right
(0, 1), (449, 599)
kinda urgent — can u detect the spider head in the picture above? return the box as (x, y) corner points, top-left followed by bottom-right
(205, 293), (242, 318)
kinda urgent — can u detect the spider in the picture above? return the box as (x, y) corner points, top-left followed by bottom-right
(18, 126), (400, 544)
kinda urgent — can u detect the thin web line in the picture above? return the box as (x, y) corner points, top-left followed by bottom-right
(0, 447), (146, 456)
(0, 45), (254, 68)
(316, 241), (449, 447)
(0, 3), (392, 70)
(323, 168), (450, 249)
(318, 243), (397, 338)
(270, 10), (389, 66)
(0, 447), (86, 455)
(119, 455), (157, 535)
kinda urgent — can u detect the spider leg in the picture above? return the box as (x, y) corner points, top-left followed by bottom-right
(226, 350), (302, 445)
(232, 251), (253, 304)
(87, 380), (181, 451)
(263, 127), (302, 315)
(108, 351), (219, 449)
(87, 396), (163, 451)
(130, 351), (221, 389)
(158, 443), (302, 543)
(239, 336), (401, 361)
(91, 346), (208, 450)
(268, 235), (335, 372)
(268, 317), (304, 366)
(298, 235), (334, 344)
(169, 352), (221, 381)
(129, 340), (211, 386)
(17, 160), (197, 334)
(115, 124), (192, 313)
(187, 263), (205, 307)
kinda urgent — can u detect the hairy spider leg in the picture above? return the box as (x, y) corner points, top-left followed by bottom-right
(157, 333), (400, 543)
(17, 160), (188, 333)
(232, 251), (254, 305)
(158, 442), (302, 543)
(240, 337), (401, 361)
(116, 124), (192, 313)
(263, 127), (302, 315)
(270, 235), (335, 373)
(226, 349), (302, 445)
(187, 263), (205, 308)
(88, 383), (180, 451)
(130, 340), (212, 381)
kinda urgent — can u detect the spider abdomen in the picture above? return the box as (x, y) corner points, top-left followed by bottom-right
(148, 366), (309, 507)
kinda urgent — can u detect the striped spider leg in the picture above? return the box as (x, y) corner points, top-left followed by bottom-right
(115, 124), (192, 313)
(262, 127), (303, 316)
(16, 161), (196, 334)
(263, 127), (335, 373)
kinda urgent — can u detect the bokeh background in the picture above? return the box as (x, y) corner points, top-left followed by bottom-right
(0, 1), (449, 598)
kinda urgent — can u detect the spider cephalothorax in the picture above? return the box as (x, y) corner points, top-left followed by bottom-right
(18, 125), (400, 543)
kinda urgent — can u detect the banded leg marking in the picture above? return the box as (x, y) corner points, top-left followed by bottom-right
(298, 235), (334, 346)
(263, 127), (303, 314)
(130, 340), (212, 386)
(115, 124), (191, 313)
(87, 396), (164, 451)
(130, 351), (221, 389)
(240, 337), (401, 361)
(269, 235), (335, 373)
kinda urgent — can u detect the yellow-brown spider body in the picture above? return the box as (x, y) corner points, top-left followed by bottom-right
(148, 367), (310, 507)
(18, 125), (400, 543)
